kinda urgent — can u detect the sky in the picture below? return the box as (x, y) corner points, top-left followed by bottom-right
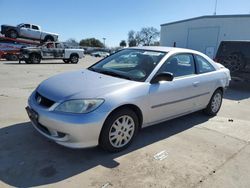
(0, 0), (250, 47)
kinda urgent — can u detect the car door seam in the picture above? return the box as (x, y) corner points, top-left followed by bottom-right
(151, 92), (210, 109)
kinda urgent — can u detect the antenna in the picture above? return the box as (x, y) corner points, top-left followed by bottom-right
(213, 0), (218, 15)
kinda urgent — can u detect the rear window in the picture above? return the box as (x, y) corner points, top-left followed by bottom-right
(195, 55), (215, 74)
(32, 25), (39, 30)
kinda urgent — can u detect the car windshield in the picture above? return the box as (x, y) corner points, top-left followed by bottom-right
(17, 23), (24, 27)
(88, 49), (166, 82)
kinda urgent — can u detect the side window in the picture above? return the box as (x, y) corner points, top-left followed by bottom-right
(32, 25), (39, 30)
(195, 55), (215, 74)
(56, 43), (63, 48)
(24, 24), (30, 28)
(159, 53), (195, 77)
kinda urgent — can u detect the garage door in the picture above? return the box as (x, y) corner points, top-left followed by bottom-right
(187, 27), (220, 58)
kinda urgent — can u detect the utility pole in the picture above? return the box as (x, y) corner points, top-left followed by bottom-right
(213, 0), (218, 15)
(103, 38), (106, 48)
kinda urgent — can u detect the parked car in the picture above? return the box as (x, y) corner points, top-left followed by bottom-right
(1, 23), (58, 42)
(215, 40), (250, 81)
(19, 42), (84, 64)
(91, 51), (110, 57)
(26, 46), (231, 152)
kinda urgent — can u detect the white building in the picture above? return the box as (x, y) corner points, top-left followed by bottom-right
(160, 14), (250, 58)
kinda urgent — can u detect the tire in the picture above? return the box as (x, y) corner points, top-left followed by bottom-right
(99, 108), (139, 152)
(7, 30), (18, 38)
(203, 89), (223, 116)
(43, 36), (54, 42)
(63, 59), (70, 63)
(70, 54), (79, 64)
(9, 54), (19, 61)
(29, 53), (41, 64)
(221, 52), (246, 73)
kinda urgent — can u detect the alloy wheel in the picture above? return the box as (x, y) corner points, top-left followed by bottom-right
(109, 115), (135, 148)
(211, 93), (222, 113)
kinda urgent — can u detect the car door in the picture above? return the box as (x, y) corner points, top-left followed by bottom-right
(53, 43), (64, 58)
(19, 24), (31, 38)
(29, 25), (41, 39)
(193, 54), (218, 108)
(41, 42), (55, 58)
(148, 53), (205, 124)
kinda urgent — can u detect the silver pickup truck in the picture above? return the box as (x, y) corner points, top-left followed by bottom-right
(19, 42), (84, 64)
(1, 23), (58, 42)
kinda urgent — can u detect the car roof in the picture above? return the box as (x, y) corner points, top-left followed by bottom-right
(128, 46), (199, 54)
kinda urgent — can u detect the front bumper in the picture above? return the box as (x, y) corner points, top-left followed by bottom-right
(26, 92), (108, 148)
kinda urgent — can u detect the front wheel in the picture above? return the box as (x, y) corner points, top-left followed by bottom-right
(70, 55), (79, 64)
(29, 54), (41, 64)
(99, 109), (139, 152)
(203, 89), (223, 116)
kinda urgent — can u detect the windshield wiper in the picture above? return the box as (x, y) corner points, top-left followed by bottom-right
(98, 69), (132, 80)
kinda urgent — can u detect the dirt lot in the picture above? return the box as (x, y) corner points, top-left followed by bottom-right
(0, 56), (250, 188)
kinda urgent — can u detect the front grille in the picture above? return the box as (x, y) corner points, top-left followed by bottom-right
(35, 92), (55, 108)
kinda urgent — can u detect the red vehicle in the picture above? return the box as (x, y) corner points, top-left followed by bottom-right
(0, 36), (40, 60)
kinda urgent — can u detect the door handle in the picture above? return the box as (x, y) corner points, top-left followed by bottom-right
(192, 81), (200, 87)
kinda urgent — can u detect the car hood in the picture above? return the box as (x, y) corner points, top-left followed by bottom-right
(37, 69), (139, 102)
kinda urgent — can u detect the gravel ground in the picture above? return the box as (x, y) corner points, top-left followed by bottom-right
(0, 56), (250, 188)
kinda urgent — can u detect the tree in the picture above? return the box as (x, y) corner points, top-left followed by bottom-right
(137, 27), (160, 46)
(119, 40), (127, 47)
(127, 30), (137, 47)
(79, 38), (104, 48)
(127, 27), (160, 46)
(65, 38), (79, 47)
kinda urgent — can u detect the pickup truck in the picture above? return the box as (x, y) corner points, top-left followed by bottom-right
(1, 23), (58, 42)
(19, 42), (84, 64)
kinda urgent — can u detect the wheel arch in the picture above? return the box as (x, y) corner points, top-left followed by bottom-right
(98, 103), (143, 142)
(215, 86), (224, 94)
(7, 28), (18, 33)
(44, 35), (54, 41)
(70, 53), (79, 58)
(30, 52), (42, 58)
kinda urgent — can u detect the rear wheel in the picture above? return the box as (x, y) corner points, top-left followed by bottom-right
(43, 36), (54, 42)
(70, 54), (79, 64)
(99, 109), (139, 152)
(29, 54), (41, 64)
(203, 89), (223, 116)
(7, 30), (18, 38)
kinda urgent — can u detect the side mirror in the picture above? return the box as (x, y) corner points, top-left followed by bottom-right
(150, 72), (174, 84)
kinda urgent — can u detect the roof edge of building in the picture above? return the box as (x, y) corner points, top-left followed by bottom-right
(161, 14), (250, 27)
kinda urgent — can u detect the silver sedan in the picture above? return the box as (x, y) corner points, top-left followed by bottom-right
(26, 46), (231, 152)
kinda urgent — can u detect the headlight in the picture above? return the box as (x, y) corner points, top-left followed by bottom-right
(55, 99), (104, 113)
